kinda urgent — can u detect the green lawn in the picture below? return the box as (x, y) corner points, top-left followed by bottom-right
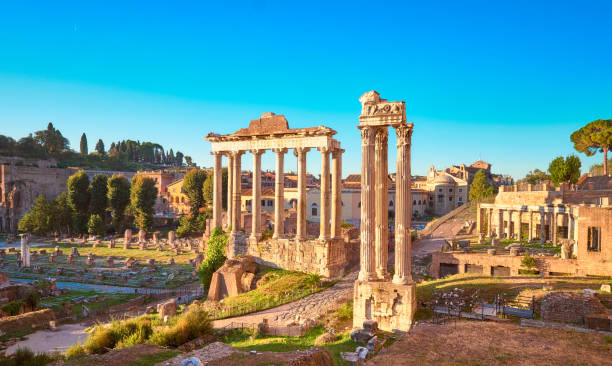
(40, 289), (140, 320)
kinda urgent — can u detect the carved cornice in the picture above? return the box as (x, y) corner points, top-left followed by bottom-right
(272, 148), (288, 154)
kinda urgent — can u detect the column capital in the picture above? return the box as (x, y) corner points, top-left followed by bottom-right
(358, 125), (375, 145)
(250, 149), (265, 156)
(294, 147), (311, 155)
(272, 148), (288, 154)
(210, 151), (223, 156)
(394, 123), (413, 145)
(374, 127), (388, 145)
(332, 148), (345, 157)
(229, 150), (244, 158)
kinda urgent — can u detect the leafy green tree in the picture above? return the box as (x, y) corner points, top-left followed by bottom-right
(548, 155), (582, 185)
(67, 170), (90, 234)
(523, 169), (550, 185)
(202, 167), (228, 209)
(197, 227), (228, 290)
(89, 174), (109, 219)
(184, 156), (193, 167)
(130, 175), (158, 231)
(95, 139), (105, 154)
(33, 122), (69, 155)
(175, 151), (184, 166)
(54, 192), (74, 234)
(571, 119), (612, 176)
(87, 214), (106, 237)
(107, 174), (131, 232)
(183, 169), (207, 216)
(17, 195), (55, 235)
(469, 169), (494, 201)
(79, 133), (88, 155)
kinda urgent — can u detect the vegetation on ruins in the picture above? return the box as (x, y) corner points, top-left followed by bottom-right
(89, 174), (109, 219)
(571, 119), (612, 176)
(67, 170), (91, 234)
(79, 133), (88, 155)
(521, 250), (536, 271)
(107, 174), (131, 232)
(522, 168), (550, 184)
(0, 124), (190, 171)
(468, 169), (494, 201)
(129, 175), (158, 231)
(0, 346), (56, 366)
(197, 227), (228, 290)
(548, 155), (581, 185)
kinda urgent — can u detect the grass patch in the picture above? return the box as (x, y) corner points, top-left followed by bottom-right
(40, 290), (139, 320)
(333, 300), (353, 321)
(125, 350), (181, 366)
(0, 329), (34, 342)
(221, 325), (359, 366)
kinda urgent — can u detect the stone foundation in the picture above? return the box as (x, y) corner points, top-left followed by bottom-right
(228, 233), (249, 258)
(353, 280), (416, 332)
(246, 237), (350, 279)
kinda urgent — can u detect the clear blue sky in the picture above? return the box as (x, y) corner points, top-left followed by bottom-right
(1, 1), (611, 179)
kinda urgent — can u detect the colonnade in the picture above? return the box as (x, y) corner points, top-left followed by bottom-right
(211, 147), (344, 242)
(479, 206), (576, 245)
(358, 123), (413, 285)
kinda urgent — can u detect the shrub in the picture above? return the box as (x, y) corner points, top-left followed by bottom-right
(83, 317), (153, 354)
(65, 343), (85, 359)
(0, 347), (54, 366)
(197, 227), (228, 290)
(521, 250), (536, 270)
(87, 214), (106, 237)
(176, 213), (208, 237)
(260, 228), (273, 241)
(150, 307), (212, 347)
(334, 300), (353, 321)
(1, 302), (23, 316)
(340, 222), (353, 228)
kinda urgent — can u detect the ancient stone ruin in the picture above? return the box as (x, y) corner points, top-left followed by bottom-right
(352, 91), (416, 332)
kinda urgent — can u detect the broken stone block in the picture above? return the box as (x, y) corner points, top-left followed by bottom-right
(158, 299), (177, 318)
(600, 284), (611, 293)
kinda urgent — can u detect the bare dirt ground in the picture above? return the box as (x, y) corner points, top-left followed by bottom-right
(6, 323), (87, 355)
(369, 321), (612, 366)
(58, 344), (165, 366)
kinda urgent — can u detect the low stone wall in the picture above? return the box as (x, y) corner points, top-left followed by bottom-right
(431, 251), (612, 278)
(541, 292), (608, 325)
(246, 237), (350, 278)
(0, 308), (55, 333)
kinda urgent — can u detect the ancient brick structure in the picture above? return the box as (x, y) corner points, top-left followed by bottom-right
(353, 91), (416, 332)
(205, 112), (350, 278)
(541, 292), (608, 325)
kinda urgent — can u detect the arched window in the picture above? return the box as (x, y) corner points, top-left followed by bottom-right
(413, 200), (416, 205)
(311, 203), (318, 216)
(358, 201), (361, 208)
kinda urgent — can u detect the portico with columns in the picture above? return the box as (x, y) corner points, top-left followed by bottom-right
(205, 112), (349, 278)
(353, 91), (416, 332)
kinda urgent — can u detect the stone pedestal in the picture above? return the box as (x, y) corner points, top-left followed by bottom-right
(353, 280), (416, 332)
(124, 229), (132, 244)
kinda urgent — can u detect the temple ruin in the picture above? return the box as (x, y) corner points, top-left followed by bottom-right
(352, 91), (416, 332)
(205, 112), (350, 278)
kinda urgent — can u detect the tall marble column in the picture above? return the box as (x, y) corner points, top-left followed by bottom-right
(358, 126), (376, 281)
(319, 147), (331, 241)
(567, 214), (572, 239)
(226, 153), (234, 229)
(540, 211), (546, 244)
(231, 151), (243, 235)
(273, 148), (287, 239)
(374, 127), (389, 278)
(487, 208), (493, 237)
(496, 210), (504, 238)
(393, 123), (412, 285)
(331, 148), (343, 239)
(528, 211), (534, 242)
(515, 210), (522, 240)
(551, 210), (557, 245)
(296, 147), (309, 240)
(250, 149), (264, 239)
(212, 152), (223, 229)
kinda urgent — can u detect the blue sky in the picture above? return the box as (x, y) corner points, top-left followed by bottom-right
(1, 1), (611, 179)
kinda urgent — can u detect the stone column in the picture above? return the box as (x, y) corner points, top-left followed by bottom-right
(296, 147), (310, 241)
(551, 210), (557, 245)
(231, 151), (243, 235)
(567, 214), (572, 240)
(515, 210), (522, 240)
(319, 147), (331, 241)
(374, 127), (389, 278)
(476, 207), (482, 234)
(226, 153), (234, 229)
(273, 148), (287, 239)
(393, 123), (413, 285)
(487, 208), (493, 237)
(496, 209), (504, 238)
(212, 152), (223, 229)
(331, 148), (343, 239)
(540, 211), (546, 244)
(358, 126), (376, 281)
(528, 211), (534, 242)
(250, 149), (264, 239)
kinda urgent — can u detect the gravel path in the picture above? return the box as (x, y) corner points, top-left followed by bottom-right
(5, 323), (87, 355)
(212, 271), (357, 328)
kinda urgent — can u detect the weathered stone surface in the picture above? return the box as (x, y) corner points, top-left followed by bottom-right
(158, 299), (177, 318)
(207, 255), (258, 301)
(541, 292), (608, 324)
(353, 280), (416, 332)
(585, 312), (611, 331)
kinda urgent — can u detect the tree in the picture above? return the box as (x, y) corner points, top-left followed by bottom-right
(469, 169), (494, 201)
(197, 227), (228, 290)
(79, 133), (88, 155)
(95, 139), (105, 155)
(107, 174), (131, 232)
(33, 122), (69, 155)
(89, 175), (109, 219)
(54, 192), (74, 234)
(571, 119), (612, 175)
(184, 156), (193, 167)
(548, 155), (582, 185)
(202, 168), (228, 209)
(175, 151), (184, 166)
(17, 195), (55, 235)
(67, 170), (90, 234)
(183, 169), (207, 216)
(87, 214), (106, 237)
(130, 175), (158, 231)
(523, 169), (550, 185)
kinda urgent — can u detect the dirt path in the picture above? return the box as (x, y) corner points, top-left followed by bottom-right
(212, 271), (357, 328)
(5, 323), (87, 355)
(412, 219), (465, 256)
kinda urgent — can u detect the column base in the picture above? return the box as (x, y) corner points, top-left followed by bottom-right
(358, 271), (378, 282)
(392, 274), (412, 285)
(353, 280), (416, 332)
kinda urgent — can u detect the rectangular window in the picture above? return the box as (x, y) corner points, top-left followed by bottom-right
(438, 195), (443, 203)
(449, 188), (453, 193)
(458, 197), (462, 201)
(459, 188), (462, 192)
(449, 196), (453, 201)
(587, 227), (601, 252)
(261, 200), (266, 206)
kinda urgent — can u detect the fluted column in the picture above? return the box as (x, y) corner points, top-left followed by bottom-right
(296, 147), (310, 240)
(231, 151), (243, 235)
(226, 153), (234, 229)
(551, 210), (557, 245)
(358, 126), (376, 281)
(393, 123), (413, 285)
(250, 149), (264, 239)
(540, 211), (546, 243)
(319, 147), (331, 241)
(515, 210), (522, 240)
(487, 208), (493, 237)
(331, 148), (343, 239)
(273, 148), (287, 239)
(212, 152), (223, 229)
(528, 211), (534, 242)
(374, 127), (389, 278)
(496, 210), (504, 238)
